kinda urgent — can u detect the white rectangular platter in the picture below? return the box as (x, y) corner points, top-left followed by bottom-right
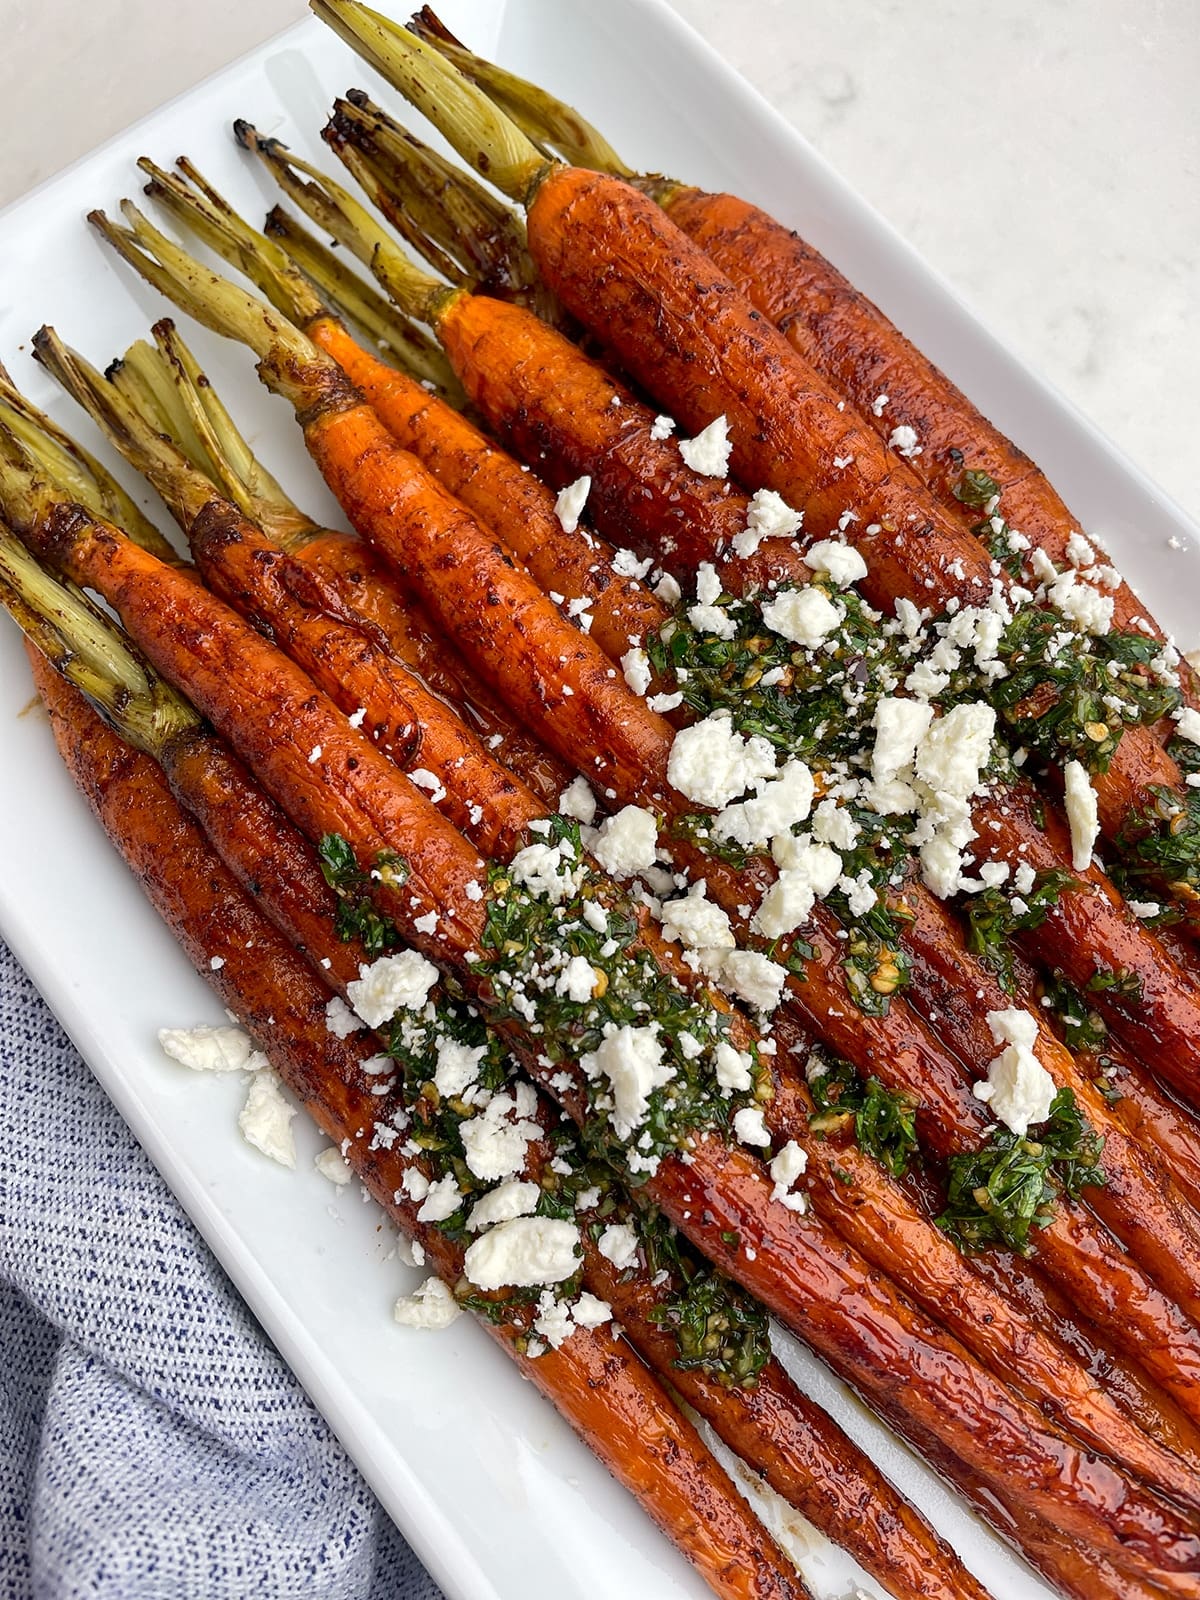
(1, 4), (1197, 1597)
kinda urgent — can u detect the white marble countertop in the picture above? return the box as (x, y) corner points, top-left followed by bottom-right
(1, 0), (1195, 512)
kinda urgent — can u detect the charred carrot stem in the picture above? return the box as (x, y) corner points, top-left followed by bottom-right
(32, 657), (811, 1600)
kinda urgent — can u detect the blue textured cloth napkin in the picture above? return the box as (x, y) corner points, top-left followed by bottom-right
(0, 938), (444, 1600)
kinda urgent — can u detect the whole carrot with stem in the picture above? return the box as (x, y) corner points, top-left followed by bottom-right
(314, 0), (1200, 933)
(5, 478), (1197, 1585)
(407, 4), (1200, 715)
(65, 221), (1200, 1408)
(3, 551), (996, 1600)
(25, 651), (819, 1600)
(136, 153), (670, 667)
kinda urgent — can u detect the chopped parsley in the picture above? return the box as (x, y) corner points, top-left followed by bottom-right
(963, 869), (1072, 994)
(936, 1088), (1105, 1253)
(807, 1054), (920, 1178)
(318, 832), (407, 954)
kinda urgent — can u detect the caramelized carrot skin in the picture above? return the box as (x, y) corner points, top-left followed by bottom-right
(585, 1246), (993, 1600)
(309, 314), (670, 661)
(35, 506), (488, 968)
(435, 292), (752, 576)
(302, 399), (677, 803)
(296, 523), (572, 807)
(36, 660), (806, 1600)
(190, 506), (544, 859)
(661, 183), (1200, 705)
(642, 1135), (1200, 1584)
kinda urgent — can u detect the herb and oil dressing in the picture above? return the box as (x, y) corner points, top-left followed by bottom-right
(316, 830), (770, 1387)
(936, 1088), (1106, 1254)
(473, 814), (770, 1174)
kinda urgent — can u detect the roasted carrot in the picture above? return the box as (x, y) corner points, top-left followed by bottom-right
(20, 492), (1200, 1584)
(50, 199), (1200, 1409)
(408, 7), (1200, 716)
(143, 144), (668, 667)
(328, 6), (1200, 942)
(30, 653), (815, 1600)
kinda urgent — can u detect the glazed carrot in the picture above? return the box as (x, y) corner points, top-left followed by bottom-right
(97, 315), (570, 810)
(329, 9), (1200, 938)
(31, 656), (813, 1600)
(407, 9), (1200, 715)
(14, 580), (986, 1600)
(16, 464), (1200, 1526)
(137, 154), (667, 669)
(42, 211), (1200, 1409)
(18, 500), (1200, 1585)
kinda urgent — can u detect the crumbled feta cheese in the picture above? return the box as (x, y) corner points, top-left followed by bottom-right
(509, 840), (585, 904)
(556, 954), (598, 1003)
(769, 1140), (808, 1211)
(654, 570), (682, 606)
(1013, 861), (1037, 896)
(719, 950), (788, 1014)
(413, 910), (438, 936)
(462, 1215), (581, 1290)
(554, 475), (591, 533)
(1173, 707), (1200, 747)
(714, 1040), (754, 1092)
(1127, 900), (1161, 920)
(417, 1174), (464, 1223)
(889, 424), (921, 458)
(871, 393), (889, 416)
(756, 839), (842, 937)
(648, 690), (684, 714)
(393, 1275), (461, 1330)
(433, 1037), (487, 1099)
(323, 995), (365, 1039)
(733, 488), (803, 558)
(612, 547), (653, 580)
(238, 1069), (296, 1167)
(678, 415), (731, 478)
(1065, 532), (1096, 568)
(649, 414), (675, 442)
(811, 798), (861, 850)
(695, 562), (722, 607)
(466, 1179), (541, 1232)
(733, 1106), (771, 1148)
(1047, 569), (1113, 635)
(760, 586), (842, 648)
(715, 759), (815, 848)
(597, 1221), (640, 1271)
(572, 1292), (613, 1330)
(347, 950), (440, 1028)
(916, 703), (996, 799)
(805, 539), (868, 588)
(687, 602), (737, 640)
(1063, 760), (1099, 872)
(459, 1092), (541, 1182)
(837, 869), (877, 918)
(592, 804), (659, 879)
(973, 1008), (1056, 1135)
(621, 646), (652, 696)
(581, 1024), (673, 1139)
(667, 713), (778, 809)
(308, 744), (322, 764)
(659, 882), (736, 953)
(158, 1023), (258, 1074)
(315, 1146), (353, 1186)
(558, 775), (598, 824)
(869, 697), (934, 805)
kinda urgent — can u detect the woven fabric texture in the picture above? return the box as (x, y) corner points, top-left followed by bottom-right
(0, 938), (444, 1600)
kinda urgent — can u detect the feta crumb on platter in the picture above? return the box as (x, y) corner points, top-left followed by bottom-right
(238, 1068), (297, 1168)
(393, 1275), (462, 1330)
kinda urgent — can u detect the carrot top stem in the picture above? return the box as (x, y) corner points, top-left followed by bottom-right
(88, 202), (342, 417)
(235, 119), (452, 327)
(408, 5), (634, 177)
(309, 0), (550, 203)
(32, 325), (216, 531)
(260, 203), (460, 395)
(115, 320), (318, 552)
(0, 370), (175, 563)
(0, 529), (197, 750)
